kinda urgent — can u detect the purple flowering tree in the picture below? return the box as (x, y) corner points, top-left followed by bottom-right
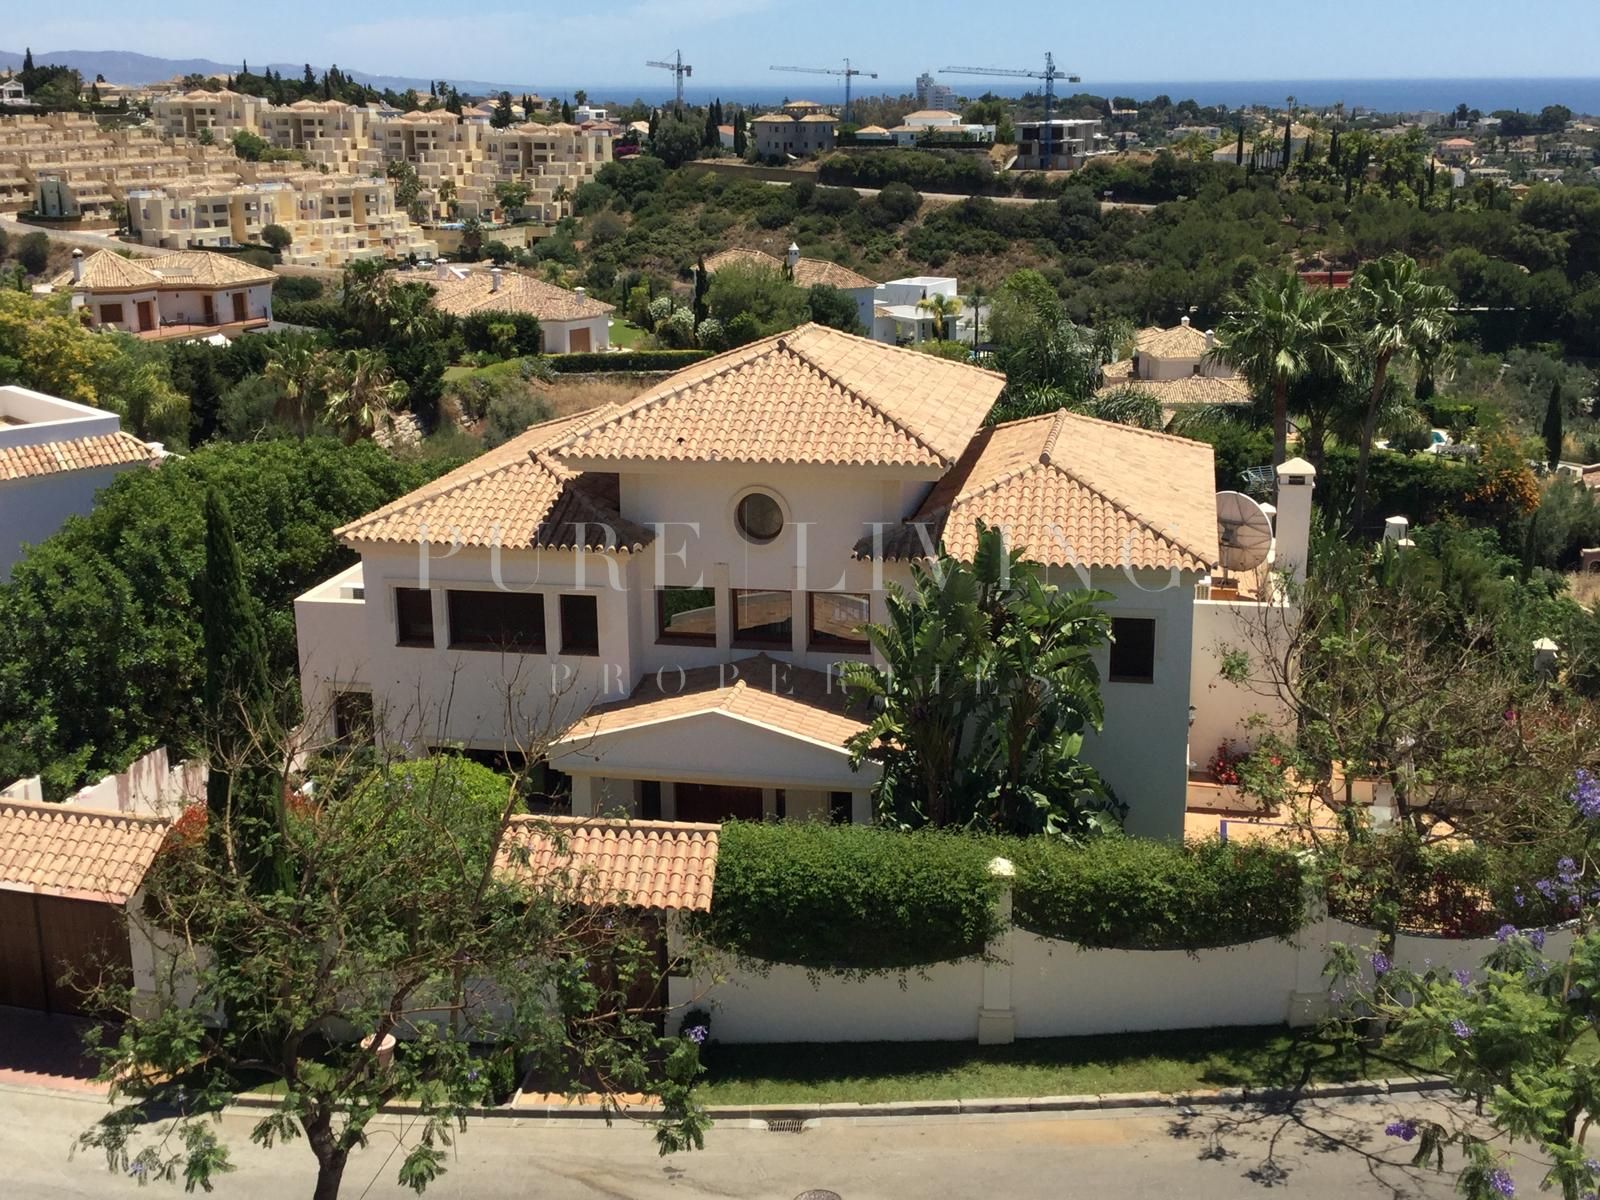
(1324, 771), (1600, 1200)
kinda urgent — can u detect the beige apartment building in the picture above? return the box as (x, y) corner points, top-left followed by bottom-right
(152, 89), (271, 141)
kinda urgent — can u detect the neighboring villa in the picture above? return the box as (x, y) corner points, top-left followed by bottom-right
(0, 385), (164, 580)
(42, 248), (275, 340)
(1013, 118), (1106, 169)
(702, 248), (964, 344)
(295, 324), (1315, 840)
(1097, 317), (1251, 421)
(0, 77), (27, 107)
(418, 263), (614, 353)
(751, 101), (838, 159)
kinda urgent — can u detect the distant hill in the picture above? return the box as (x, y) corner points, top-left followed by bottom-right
(0, 49), (541, 97)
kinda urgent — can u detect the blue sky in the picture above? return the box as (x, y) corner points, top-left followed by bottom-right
(9, 0), (1600, 88)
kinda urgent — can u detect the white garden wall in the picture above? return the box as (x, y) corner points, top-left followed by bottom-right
(675, 910), (1566, 1044)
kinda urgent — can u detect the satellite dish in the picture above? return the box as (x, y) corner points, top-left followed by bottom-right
(1216, 490), (1274, 574)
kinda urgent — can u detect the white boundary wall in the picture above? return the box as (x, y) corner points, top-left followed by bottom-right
(672, 906), (1576, 1045)
(2, 746), (204, 815)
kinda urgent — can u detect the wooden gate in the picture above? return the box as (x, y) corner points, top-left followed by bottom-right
(0, 891), (132, 1015)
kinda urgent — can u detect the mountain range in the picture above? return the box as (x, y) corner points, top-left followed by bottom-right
(0, 49), (540, 98)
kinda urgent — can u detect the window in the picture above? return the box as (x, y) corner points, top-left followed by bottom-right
(447, 589), (546, 652)
(332, 691), (374, 745)
(640, 780), (662, 821)
(1108, 617), (1156, 684)
(656, 586), (716, 645)
(829, 791), (853, 825)
(559, 593), (600, 656)
(395, 587), (434, 647)
(735, 491), (784, 543)
(99, 302), (124, 325)
(733, 589), (793, 648)
(808, 592), (871, 652)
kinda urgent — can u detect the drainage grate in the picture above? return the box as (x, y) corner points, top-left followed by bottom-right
(765, 1118), (806, 1133)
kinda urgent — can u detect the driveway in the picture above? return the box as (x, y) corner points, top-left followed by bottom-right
(0, 1007), (107, 1095)
(0, 1082), (1506, 1199)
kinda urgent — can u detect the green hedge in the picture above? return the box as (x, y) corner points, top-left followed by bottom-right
(544, 349), (713, 373)
(695, 822), (1004, 973)
(697, 823), (1306, 972)
(1009, 837), (1306, 951)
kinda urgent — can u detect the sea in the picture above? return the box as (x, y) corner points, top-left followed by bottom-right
(582, 77), (1600, 116)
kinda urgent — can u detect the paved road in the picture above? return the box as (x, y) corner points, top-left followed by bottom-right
(1, 1084), (1531, 1199)
(0, 211), (165, 257)
(755, 179), (1155, 213)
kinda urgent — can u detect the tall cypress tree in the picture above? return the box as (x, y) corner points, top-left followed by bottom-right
(23, 48), (34, 73)
(1544, 380), (1564, 470)
(1281, 116), (1292, 173)
(202, 489), (288, 894)
(1235, 122), (1245, 166)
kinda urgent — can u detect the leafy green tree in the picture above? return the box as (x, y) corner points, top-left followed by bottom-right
(1209, 269), (1350, 468)
(842, 522), (1119, 837)
(79, 752), (707, 1200)
(1543, 379), (1564, 471)
(803, 283), (863, 334)
(1349, 254), (1456, 526)
(261, 223), (292, 252)
(493, 179), (530, 215)
(492, 90), (513, 127)
(231, 130), (269, 161)
(14, 230), (50, 275)
(651, 117), (704, 169)
(703, 261), (808, 342)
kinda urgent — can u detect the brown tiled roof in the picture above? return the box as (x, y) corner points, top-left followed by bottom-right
(703, 247), (876, 291)
(856, 409), (1219, 573)
(498, 816), (718, 912)
(552, 323), (1003, 470)
(1134, 323), (1211, 358)
(50, 248), (276, 292)
(0, 798), (170, 904)
(426, 269), (614, 322)
(557, 654), (867, 751)
(0, 431), (158, 482)
(335, 407), (654, 551)
(1096, 367), (1250, 408)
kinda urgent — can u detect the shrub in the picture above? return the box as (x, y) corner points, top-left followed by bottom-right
(696, 822), (1004, 973)
(543, 349), (713, 373)
(1008, 837), (1306, 951)
(274, 275), (324, 303)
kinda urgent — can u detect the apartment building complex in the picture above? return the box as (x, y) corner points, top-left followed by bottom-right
(1012, 117), (1106, 169)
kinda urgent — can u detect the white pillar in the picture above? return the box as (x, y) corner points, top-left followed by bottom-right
(1273, 457), (1316, 585)
(851, 789), (872, 825)
(661, 780), (678, 820)
(570, 775), (595, 816)
(761, 787), (779, 818)
(977, 856), (1016, 1045)
(1287, 891), (1332, 1028)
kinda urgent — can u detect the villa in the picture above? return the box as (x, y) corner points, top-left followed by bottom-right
(1096, 317), (1252, 421)
(43, 247), (275, 339)
(296, 325), (1312, 839)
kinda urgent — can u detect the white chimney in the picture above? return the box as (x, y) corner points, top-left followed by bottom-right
(71, 247), (84, 283)
(1383, 515), (1409, 544)
(434, 261), (450, 281)
(1273, 457), (1316, 586)
(1204, 329), (1215, 350)
(574, 286), (585, 301)
(1180, 314), (1191, 327)
(490, 267), (502, 293)
(786, 242), (800, 272)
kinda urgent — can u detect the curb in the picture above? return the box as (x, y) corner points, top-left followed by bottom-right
(7, 1076), (1455, 1124)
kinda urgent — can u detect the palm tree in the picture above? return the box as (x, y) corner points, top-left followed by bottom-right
(551, 183), (570, 221)
(321, 349), (402, 444)
(1207, 270), (1351, 468)
(1348, 254), (1456, 526)
(263, 338), (326, 438)
(917, 292), (962, 341)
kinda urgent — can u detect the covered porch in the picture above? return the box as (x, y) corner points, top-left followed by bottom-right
(549, 655), (878, 826)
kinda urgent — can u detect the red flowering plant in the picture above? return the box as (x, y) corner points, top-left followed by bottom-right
(1207, 742), (1246, 786)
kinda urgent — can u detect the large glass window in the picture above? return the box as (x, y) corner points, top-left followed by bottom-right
(656, 586), (717, 645)
(1108, 617), (1156, 684)
(807, 592), (871, 652)
(559, 593), (600, 657)
(733, 589), (793, 648)
(394, 587), (434, 647)
(447, 589), (546, 653)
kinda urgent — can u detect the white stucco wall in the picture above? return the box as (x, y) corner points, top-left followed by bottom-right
(544, 314), (610, 354)
(1188, 597), (1296, 767)
(0, 465), (139, 581)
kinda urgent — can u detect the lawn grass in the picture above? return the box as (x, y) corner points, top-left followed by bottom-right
(696, 1025), (1391, 1105)
(607, 320), (649, 349)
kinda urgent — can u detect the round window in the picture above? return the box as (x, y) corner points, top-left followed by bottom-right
(735, 491), (784, 543)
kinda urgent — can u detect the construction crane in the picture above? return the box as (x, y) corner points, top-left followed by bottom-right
(941, 52), (1081, 169)
(770, 59), (878, 124)
(646, 50), (693, 109)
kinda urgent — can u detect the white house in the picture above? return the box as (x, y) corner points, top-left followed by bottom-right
(44, 248), (276, 339)
(574, 106), (609, 125)
(293, 325), (1311, 840)
(0, 77), (27, 107)
(870, 275), (963, 344)
(0, 385), (163, 580)
(420, 263), (614, 353)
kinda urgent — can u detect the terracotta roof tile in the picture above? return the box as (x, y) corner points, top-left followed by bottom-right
(703, 247), (876, 291)
(498, 815), (718, 911)
(50, 248), (276, 292)
(425, 269), (614, 322)
(0, 799), (170, 903)
(857, 409), (1219, 573)
(0, 431), (158, 482)
(552, 324), (1003, 470)
(557, 654), (868, 750)
(1134, 323), (1211, 359)
(335, 408), (654, 550)
(1096, 367), (1251, 409)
